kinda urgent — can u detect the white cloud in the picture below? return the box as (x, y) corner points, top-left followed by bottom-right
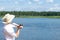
(46, 4), (60, 11)
(19, 0), (23, 1)
(38, 2), (43, 4)
(28, 1), (32, 4)
(33, 0), (39, 2)
(46, 0), (54, 3)
(54, 4), (59, 7)
(0, 7), (5, 11)
(47, 7), (60, 11)
(15, 1), (19, 4)
(51, 7), (60, 11)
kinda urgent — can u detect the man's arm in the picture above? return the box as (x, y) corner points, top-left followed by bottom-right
(12, 23), (23, 38)
(15, 29), (20, 38)
(15, 25), (23, 38)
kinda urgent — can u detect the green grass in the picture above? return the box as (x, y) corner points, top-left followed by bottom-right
(15, 16), (60, 18)
(1, 15), (60, 18)
(43, 16), (60, 18)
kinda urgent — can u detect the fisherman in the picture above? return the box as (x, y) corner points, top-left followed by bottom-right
(2, 13), (23, 40)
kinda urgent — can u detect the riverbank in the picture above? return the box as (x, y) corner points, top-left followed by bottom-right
(1, 16), (60, 18)
(16, 16), (60, 18)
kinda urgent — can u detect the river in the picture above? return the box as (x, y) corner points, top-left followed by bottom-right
(0, 18), (60, 40)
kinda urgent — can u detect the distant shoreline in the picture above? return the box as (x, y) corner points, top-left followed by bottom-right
(15, 16), (60, 18)
(1, 16), (60, 18)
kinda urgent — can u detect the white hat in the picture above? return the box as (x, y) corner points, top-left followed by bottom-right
(2, 13), (15, 24)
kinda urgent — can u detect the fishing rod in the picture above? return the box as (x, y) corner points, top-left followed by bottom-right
(12, 23), (23, 29)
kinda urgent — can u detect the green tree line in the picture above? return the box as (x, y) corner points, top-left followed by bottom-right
(0, 11), (60, 17)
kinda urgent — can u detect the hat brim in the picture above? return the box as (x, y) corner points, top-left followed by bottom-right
(2, 13), (15, 24)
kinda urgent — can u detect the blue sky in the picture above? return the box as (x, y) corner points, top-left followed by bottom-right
(0, 0), (60, 11)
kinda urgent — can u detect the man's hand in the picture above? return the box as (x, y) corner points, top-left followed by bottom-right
(17, 24), (23, 29)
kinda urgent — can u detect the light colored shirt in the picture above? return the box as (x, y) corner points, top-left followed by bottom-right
(3, 23), (17, 40)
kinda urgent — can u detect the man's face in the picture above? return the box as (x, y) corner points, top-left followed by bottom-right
(4, 18), (8, 22)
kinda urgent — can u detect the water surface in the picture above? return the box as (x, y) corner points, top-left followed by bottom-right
(0, 18), (60, 40)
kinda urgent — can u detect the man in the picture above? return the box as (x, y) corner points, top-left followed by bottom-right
(2, 13), (23, 40)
